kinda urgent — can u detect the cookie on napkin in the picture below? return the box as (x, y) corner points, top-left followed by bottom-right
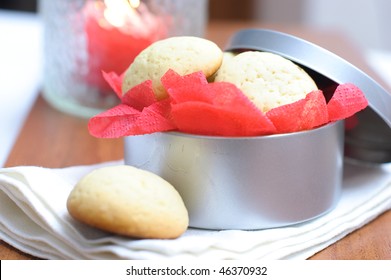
(122, 36), (223, 100)
(214, 51), (318, 113)
(67, 165), (189, 239)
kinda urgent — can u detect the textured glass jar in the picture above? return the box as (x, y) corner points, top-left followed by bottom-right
(39, 0), (208, 118)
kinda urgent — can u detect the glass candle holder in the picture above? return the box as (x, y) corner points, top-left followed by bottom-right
(39, 0), (208, 118)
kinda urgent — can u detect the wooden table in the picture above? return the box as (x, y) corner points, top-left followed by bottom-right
(1, 21), (391, 260)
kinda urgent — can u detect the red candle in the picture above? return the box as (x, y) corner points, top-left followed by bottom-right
(83, 0), (168, 93)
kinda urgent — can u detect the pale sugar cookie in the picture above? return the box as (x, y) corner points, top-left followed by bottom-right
(214, 51), (318, 112)
(67, 165), (189, 239)
(122, 36), (223, 100)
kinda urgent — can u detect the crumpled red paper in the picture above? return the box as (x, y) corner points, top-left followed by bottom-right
(88, 70), (368, 138)
(88, 74), (175, 138)
(162, 70), (277, 136)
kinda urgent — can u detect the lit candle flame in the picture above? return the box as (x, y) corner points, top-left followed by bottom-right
(103, 0), (141, 28)
(84, 0), (168, 40)
(128, 0), (140, 8)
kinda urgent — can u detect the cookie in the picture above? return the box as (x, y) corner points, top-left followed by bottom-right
(214, 51), (318, 112)
(122, 36), (223, 100)
(209, 51), (236, 82)
(67, 165), (189, 239)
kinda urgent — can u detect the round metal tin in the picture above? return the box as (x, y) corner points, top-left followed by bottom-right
(226, 29), (391, 163)
(124, 122), (344, 230)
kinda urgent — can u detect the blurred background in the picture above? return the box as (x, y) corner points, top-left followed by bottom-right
(1, 0), (391, 51)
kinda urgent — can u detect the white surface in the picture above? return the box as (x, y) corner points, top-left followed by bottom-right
(1, 160), (390, 259)
(0, 10), (43, 167)
(366, 49), (391, 90)
(258, 0), (391, 51)
(303, 0), (391, 51)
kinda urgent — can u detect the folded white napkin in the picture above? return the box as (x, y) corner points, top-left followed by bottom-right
(1, 160), (391, 260)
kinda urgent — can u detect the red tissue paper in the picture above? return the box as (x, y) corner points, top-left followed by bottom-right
(88, 70), (368, 138)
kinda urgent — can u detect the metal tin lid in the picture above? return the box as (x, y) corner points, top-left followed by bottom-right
(225, 29), (391, 163)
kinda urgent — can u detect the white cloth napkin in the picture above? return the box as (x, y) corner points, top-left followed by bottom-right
(1, 160), (391, 260)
